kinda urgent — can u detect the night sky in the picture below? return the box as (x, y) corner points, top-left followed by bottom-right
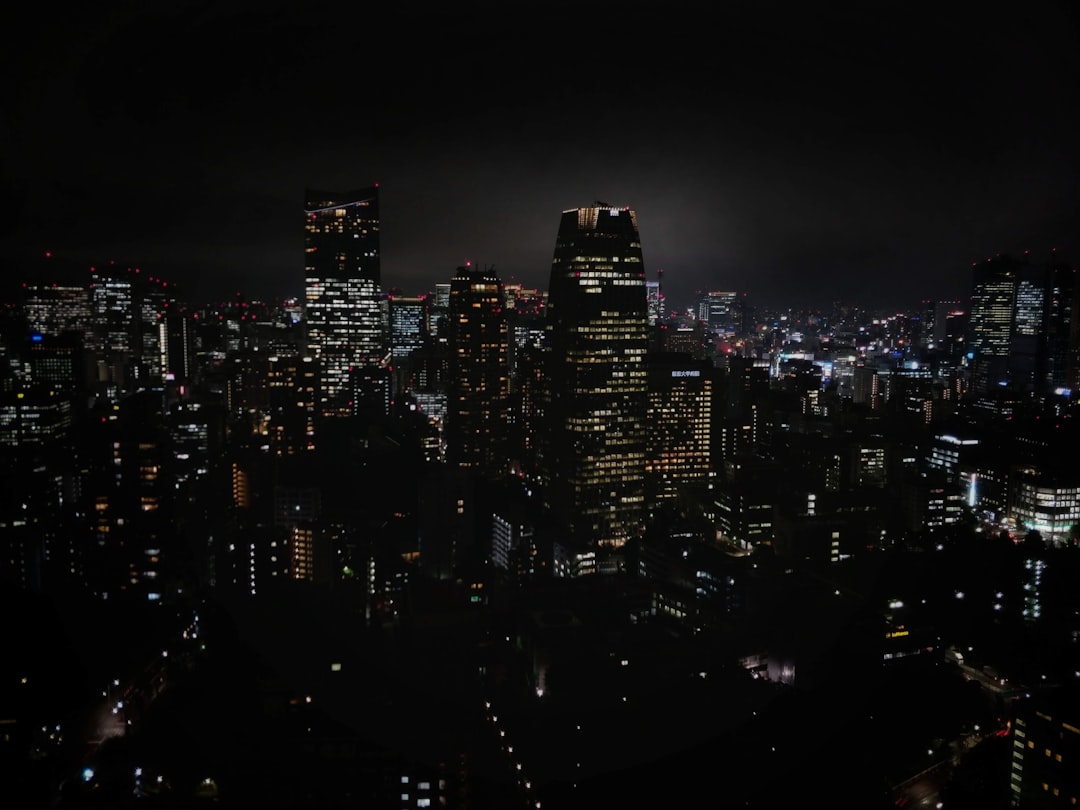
(5, 1), (1080, 311)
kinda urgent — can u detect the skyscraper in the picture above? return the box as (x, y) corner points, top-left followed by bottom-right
(645, 352), (714, 504)
(538, 204), (649, 565)
(303, 186), (384, 418)
(698, 290), (739, 338)
(445, 264), (509, 477)
(966, 252), (1079, 397)
(967, 256), (1017, 395)
(388, 293), (428, 399)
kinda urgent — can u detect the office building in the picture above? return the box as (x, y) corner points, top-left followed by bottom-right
(698, 290), (739, 337)
(445, 264), (509, 477)
(645, 352), (714, 504)
(966, 252), (1078, 397)
(22, 283), (92, 344)
(303, 186), (385, 418)
(1010, 689), (1080, 807)
(389, 293), (428, 398)
(538, 203), (649, 563)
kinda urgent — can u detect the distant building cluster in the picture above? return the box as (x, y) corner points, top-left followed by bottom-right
(3, 197), (1078, 603)
(3, 194), (1080, 806)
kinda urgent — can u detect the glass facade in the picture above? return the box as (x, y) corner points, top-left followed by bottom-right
(539, 204), (649, 557)
(303, 187), (383, 417)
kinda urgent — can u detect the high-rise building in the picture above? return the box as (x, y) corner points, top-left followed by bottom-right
(388, 293), (428, 398)
(88, 263), (135, 400)
(966, 252), (1078, 397)
(698, 290), (739, 338)
(645, 279), (662, 326)
(538, 203), (649, 564)
(429, 281), (452, 343)
(645, 353), (714, 504)
(967, 256), (1017, 394)
(389, 294), (428, 364)
(303, 186), (384, 418)
(22, 283), (92, 344)
(445, 264), (509, 477)
(265, 354), (318, 455)
(1042, 260), (1078, 394)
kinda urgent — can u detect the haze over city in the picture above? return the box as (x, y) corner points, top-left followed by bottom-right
(6, 2), (1080, 309)
(4, 4), (1080, 810)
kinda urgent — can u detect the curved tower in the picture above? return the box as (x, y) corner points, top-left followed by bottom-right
(538, 204), (649, 567)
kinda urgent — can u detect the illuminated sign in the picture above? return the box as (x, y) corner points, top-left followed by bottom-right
(671, 370), (700, 377)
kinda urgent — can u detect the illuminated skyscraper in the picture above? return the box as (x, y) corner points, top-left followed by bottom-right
(445, 264), (509, 476)
(22, 283), (92, 343)
(389, 294), (428, 364)
(645, 353), (714, 504)
(967, 252), (1078, 396)
(303, 186), (384, 417)
(645, 279), (662, 326)
(698, 290), (739, 337)
(389, 293), (428, 398)
(1041, 260), (1077, 394)
(538, 203), (649, 566)
(967, 256), (1018, 394)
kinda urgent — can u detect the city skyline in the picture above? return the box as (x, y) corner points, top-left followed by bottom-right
(6, 3), (1080, 311)
(3, 166), (1080, 806)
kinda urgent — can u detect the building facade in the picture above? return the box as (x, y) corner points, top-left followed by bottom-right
(538, 204), (649, 564)
(445, 264), (510, 477)
(303, 186), (384, 418)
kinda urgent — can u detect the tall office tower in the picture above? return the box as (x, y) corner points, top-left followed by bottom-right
(967, 255), (1018, 394)
(967, 252), (1078, 397)
(429, 281), (452, 343)
(538, 204), (649, 561)
(698, 290), (739, 338)
(504, 286), (546, 381)
(132, 275), (179, 387)
(645, 280), (662, 326)
(445, 264), (510, 477)
(389, 294), (428, 363)
(22, 283), (92, 343)
(943, 306), (968, 360)
(167, 400), (214, 492)
(389, 293), (428, 397)
(1042, 261), (1078, 393)
(89, 263), (135, 396)
(303, 186), (384, 418)
(505, 293), (546, 475)
(917, 299), (935, 349)
(1009, 260), (1050, 393)
(717, 354), (769, 465)
(265, 355), (318, 455)
(645, 353), (714, 504)
(160, 307), (195, 385)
